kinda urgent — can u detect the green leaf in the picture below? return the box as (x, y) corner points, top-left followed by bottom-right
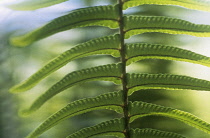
(6, 0), (69, 10)
(125, 43), (210, 66)
(25, 92), (124, 138)
(20, 63), (122, 114)
(67, 118), (125, 138)
(127, 73), (210, 95)
(129, 101), (210, 134)
(10, 5), (119, 47)
(10, 34), (120, 93)
(123, 0), (210, 12)
(124, 15), (210, 39)
(130, 128), (186, 138)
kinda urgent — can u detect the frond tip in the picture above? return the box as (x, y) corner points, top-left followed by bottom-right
(129, 101), (210, 134)
(67, 118), (125, 138)
(127, 73), (210, 95)
(9, 34), (120, 93)
(130, 128), (186, 138)
(20, 63), (122, 115)
(25, 91), (124, 138)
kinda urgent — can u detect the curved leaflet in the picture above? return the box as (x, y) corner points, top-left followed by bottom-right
(124, 15), (210, 38)
(10, 5), (119, 47)
(129, 101), (210, 134)
(130, 128), (186, 138)
(127, 73), (210, 95)
(10, 34), (120, 93)
(7, 0), (69, 10)
(123, 0), (210, 12)
(125, 43), (210, 66)
(21, 63), (122, 114)
(25, 92), (123, 138)
(67, 118), (125, 138)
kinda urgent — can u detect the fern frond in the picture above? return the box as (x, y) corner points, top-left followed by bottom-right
(127, 73), (210, 95)
(126, 43), (210, 66)
(19, 63), (122, 114)
(129, 101), (210, 134)
(10, 34), (120, 93)
(66, 118), (125, 138)
(25, 92), (123, 138)
(124, 16), (210, 38)
(10, 5), (119, 47)
(123, 0), (210, 12)
(6, 0), (68, 11)
(130, 128), (186, 138)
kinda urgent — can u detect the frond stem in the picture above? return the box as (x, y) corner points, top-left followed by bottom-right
(118, 0), (130, 137)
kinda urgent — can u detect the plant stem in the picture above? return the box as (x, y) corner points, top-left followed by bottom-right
(118, 0), (130, 137)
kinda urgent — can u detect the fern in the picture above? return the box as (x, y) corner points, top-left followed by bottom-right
(9, 0), (210, 138)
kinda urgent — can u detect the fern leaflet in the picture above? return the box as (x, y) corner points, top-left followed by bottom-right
(127, 73), (210, 95)
(66, 118), (125, 138)
(124, 15), (210, 38)
(10, 5), (119, 47)
(25, 92), (123, 137)
(20, 63), (122, 114)
(6, 0), (69, 10)
(129, 101), (210, 134)
(126, 43), (210, 67)
(124, 0), (210, 12)
(10, 34), (120, 93)
(130, 128), (186, 138)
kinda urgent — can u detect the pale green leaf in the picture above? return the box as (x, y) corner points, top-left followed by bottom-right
(124, 16), (210, 38)
(124, 0), (210, 12)
(129, 101), (210, 134)
(126, 43), (210, 66)
(127, 73), (210, 95)
(20, 63), (122, 114)
(25, 92), (123, 138)
(10, 34), (120, 93)
(130, 128), (186, 138)
(10, 5), (119, 47)
(67, 118), (125, 138)
(7, 0), (69, 10)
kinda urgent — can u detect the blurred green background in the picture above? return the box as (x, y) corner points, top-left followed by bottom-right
(1, 0), (210, 138)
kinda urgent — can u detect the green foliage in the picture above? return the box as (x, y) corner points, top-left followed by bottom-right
(127, 73), (210, 95)
(7, 0), (69, 11)
(130, 128), (186, 138)
(129, 101), (210, 134)
(10, 35), (121, 93)
(123, 0), (210, 12)
(126, 43), (210, 66)
(9, 0), (210, 137)
(10, 5), (119, 47)
(66, 118), (125, 138)
(25, 92), (124, 137)
(124, 15), (210, 38)
(19, 63), (122, 115)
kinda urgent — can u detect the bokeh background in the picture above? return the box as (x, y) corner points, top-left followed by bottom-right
(1, 0), (210, 138)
